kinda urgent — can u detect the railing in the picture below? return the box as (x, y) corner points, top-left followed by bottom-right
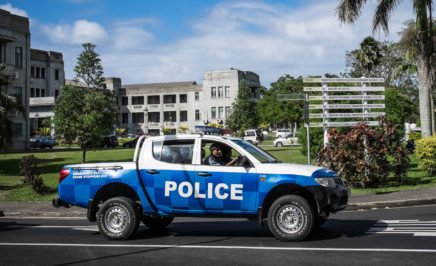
(29, 97), (55, 106)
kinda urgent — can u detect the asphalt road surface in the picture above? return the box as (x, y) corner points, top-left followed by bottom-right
(2, 205), (436, 265)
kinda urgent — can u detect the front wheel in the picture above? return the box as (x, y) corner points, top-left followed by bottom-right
(97, 197), (140, 240)
(275, 142), (283, 147)
(142, 216), (174, 230)
(267, 195), (314, 241)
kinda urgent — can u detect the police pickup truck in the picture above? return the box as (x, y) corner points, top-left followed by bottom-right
(53, 134), (348, 241)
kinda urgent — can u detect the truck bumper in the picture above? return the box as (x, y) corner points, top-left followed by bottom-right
(307, 185), (349, 214)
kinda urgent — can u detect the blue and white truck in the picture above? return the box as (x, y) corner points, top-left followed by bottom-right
(53, 135), (349, 241)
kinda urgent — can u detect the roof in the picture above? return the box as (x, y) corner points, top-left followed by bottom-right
(124, 81), (202, 93)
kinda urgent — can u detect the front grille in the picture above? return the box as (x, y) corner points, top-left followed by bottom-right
(334, 178), (344, 186)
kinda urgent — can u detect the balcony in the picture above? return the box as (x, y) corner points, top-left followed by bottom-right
(0, 63), (15, 77)
(30, 97), (55, 107)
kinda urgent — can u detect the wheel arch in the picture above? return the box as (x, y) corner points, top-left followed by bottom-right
(88, 182), (141, 222)
(260, 183), (317, 220)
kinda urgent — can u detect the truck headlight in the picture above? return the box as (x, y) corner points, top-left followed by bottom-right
(314, 177), (336, 188)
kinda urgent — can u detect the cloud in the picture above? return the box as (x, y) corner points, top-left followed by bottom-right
(0, 3), (28, 17)
(41, 20), (108, 45)
(36, 0), (415, 87)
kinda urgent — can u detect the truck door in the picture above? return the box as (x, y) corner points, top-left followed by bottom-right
(194, 140), (258, 214)
(139, 139), (197, 214)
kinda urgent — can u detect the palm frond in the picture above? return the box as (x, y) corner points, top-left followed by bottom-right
(398, 19), (420, 59)
(373, 0), (402, 33)
(337, 0), (368, 24)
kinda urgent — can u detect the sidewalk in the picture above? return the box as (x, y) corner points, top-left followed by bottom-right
(1, 187), (436, 217)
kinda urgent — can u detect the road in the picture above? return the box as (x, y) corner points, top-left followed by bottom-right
(1, 205), (436, 265)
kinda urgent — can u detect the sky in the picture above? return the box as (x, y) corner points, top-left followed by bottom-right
(1, 0), (416, 87)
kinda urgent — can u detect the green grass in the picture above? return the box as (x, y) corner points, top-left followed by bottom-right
(0, 144), (434, 201)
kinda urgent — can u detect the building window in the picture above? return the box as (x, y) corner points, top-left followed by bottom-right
(211, 87), (217, 98)
(31, 66), (35, 78)
(225, 86), (230, 98)
(41, 89), (45, 97)
(132, 112), (144, 123)
(180, 111), (188, 122)
(164, 111), (177, 122)
(55, 69), (59, 80)
(30, 88), (35, 98)
(148, 95), (160, 104)
(218, 86), (223, 98)
(15, 46), (23, 68)
(0, 41), (6, 63)
(132, 96), (144, 105)
(218, 107), (224, 119)
(121, 96), (128, 106)
(122, 113), (129, 124)
(55, 89), (59, 98)
(211, 107), (217, 119)
(179, 94), (187, 103)
(148, 112), (160, 123)
(41, 68), (46, 79)
(36, 88), (40, 97)
(195, 109), (200, 121)
(164, 95), (176, 104)
(225, 106), (231, 118)
(36, 67), (40, 78)
(13, 123), (23, 137)
(12, 86), (23, 104)
(195, 92), (199, 101)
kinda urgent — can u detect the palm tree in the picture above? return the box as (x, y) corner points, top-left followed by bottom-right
(0, 64), (26, 151)
(357, 36), (383, 76)
(337, 0), (435, 137)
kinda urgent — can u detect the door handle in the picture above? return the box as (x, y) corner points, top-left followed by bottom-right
(146, 169), (160, 175)
(198, 172), (212, 177)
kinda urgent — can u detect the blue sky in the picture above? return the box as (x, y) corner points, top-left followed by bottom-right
(1, 0), (414, 86)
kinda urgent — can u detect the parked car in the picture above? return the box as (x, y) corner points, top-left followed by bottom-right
(273, 133), (299, 147)
(275, 129), (292, 138)
(101, 135), (118, 148)
(29, 136), (58, 149)
(122, 137), (140, 148)
(242, 129), (263, 145)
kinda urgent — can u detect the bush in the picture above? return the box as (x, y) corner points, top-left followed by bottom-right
(416, 136), (436, 176)
(316, 117), (409, 188)
(19, 155), (55, 195)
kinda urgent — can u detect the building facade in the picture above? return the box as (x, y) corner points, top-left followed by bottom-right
(0, 9), (30, 150)
(29, 49), (65, 136)
(119, 69), (261, 135)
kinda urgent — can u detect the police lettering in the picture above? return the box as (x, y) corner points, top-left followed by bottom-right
(164, 181), (243, 200)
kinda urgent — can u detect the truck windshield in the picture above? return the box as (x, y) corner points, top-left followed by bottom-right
(231, 139), (279, 163)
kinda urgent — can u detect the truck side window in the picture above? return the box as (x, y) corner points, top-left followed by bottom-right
(153, 139), (195, 164)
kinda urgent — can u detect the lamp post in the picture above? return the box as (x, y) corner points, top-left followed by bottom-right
(33, 113), (39, 137)
(143, 107), (148, 135)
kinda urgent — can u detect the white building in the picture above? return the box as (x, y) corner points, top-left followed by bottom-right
(119, 69), (261, 135)
(0, 9), (30, 150)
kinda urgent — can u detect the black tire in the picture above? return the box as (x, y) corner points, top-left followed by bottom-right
(97, 197), (140, 240)
(142, 216), (174, 230)
(267, 195), (314, 241)
(276, 142), (283, 147)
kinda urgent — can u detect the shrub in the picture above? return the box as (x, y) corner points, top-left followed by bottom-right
(19, 155), (55, 195)
(316, 117), (409, 188)
(416, 136), (436, 176)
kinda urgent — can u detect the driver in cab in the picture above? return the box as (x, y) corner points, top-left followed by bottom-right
(205, 144), (240, 166)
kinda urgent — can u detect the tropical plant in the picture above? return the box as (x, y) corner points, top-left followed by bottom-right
(337, 0), (435, 137)
(161, 127), (172, 135)
(178, 125), (189, 133)
(416, 136), (436, 175)
(115, 127), (126, 137)
(39, 127), (51, 136)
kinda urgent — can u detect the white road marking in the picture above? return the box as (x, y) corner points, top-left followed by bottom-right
(367, 220), (436, 237)
(0, 243), (436, 253)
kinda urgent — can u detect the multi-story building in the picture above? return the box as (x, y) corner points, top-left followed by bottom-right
(29, 49), (65, 136)
(119, 69), (261, 135)
(0, 9), (30, 150)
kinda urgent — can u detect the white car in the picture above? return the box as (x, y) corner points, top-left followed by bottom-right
(275, 129), (292, 138)
(273, 133), (299, 147)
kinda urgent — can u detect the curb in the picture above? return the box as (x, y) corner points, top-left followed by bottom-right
(347, 198), (436, 210)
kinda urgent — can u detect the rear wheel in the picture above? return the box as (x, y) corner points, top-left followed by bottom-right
(142, 216), (174, 230)
(267, 195), (314, 241)
(97, 197), (139, 240)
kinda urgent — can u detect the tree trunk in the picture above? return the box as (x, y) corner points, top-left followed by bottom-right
(82, 148), (87, 163)
(417, 54), (433, 137)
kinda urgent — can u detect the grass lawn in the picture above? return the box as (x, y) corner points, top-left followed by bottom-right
(0, 144), (433, 201)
